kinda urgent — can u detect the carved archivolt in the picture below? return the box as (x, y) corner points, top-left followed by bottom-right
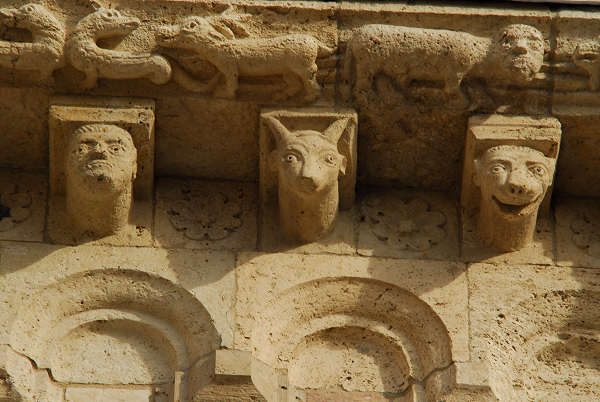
(8, 269), (220, 400)
(487, 289), (600, 401)
(251, 277), (455, 401)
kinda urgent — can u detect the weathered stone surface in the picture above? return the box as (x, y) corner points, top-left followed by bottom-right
(65, 387), (155, 402)
(0, 173), (46, 242)
(235, 253), (468, 361)
(555, 196), (600, 268)
(155, 178), (257, 251)
(469, 263), (600, 400)
(358, 190), (459, 260)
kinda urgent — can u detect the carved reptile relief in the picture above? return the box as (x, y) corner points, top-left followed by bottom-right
(66, 7), (171, 89)
(0, 3), (65, 79)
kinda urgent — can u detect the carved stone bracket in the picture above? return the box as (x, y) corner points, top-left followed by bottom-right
(461, 114), (561, 253)
(48, 96), (155, 245)
(259, 108), (357, 244)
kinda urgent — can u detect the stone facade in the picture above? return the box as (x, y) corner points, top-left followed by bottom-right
(0, 1), (599, 401)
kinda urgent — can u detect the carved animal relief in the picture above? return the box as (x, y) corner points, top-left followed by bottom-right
(156, 11), (334, 101)
(343, 24), (544, 109)
(261, 112), (356, 243)
(66, 7), (171, 89)
(0, 3), (65, 79)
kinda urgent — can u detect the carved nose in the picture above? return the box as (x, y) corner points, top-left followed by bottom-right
(514, 40), (528, 55)
(507, 170), (532, 196)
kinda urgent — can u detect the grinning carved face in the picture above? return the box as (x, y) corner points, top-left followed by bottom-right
(495, 24), (544, 82)
(474, 145), (555, 218)
(275, 132), (346, 195)
(66, 124), (137, 196)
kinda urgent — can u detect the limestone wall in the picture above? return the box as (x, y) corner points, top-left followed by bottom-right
(0, 1), (599, 401)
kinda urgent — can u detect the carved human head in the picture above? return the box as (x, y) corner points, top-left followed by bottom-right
(494, 24), (544, 82)
(66, 124), (137, 196)
(266, 117), (348, 195)
(474, 145), (555, 218)
(156, 16), (234, 48)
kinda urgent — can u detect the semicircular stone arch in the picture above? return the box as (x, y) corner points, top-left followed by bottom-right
(487, 289), (600, 401)
(7, 268), (220, 399)
(251, 276), (455, 402)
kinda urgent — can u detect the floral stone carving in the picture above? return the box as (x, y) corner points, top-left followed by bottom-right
(0, 183), (31, 232)
(343, 24), (544, 109)
(167, 191), (242, 241)
(0, 3), (65, 79)
(570, 206), (600, 257)
(66, 6), (171, 89)
(361, 195), (446, 251)
(156, 10), (334, 101)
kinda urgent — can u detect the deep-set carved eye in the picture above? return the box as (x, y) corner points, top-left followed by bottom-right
(530, 165), (546, 176)
(284, 153), (298, 163)
(489, 165), (505, 174)
(187, 21), (198, 29)
(24, 5), (34, 12)
(324, 154), (337, 166)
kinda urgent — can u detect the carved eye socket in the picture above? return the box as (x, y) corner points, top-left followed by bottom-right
(102, 10), (120, 20)
(489, 165), (505, 174)
(530, 165), (546, 176)
(24, 5), (34, 12)
(78, 145), (88, 154)
(284, 153), (298, 163)
(324, 154), (337, 165)
(187, 21), (198, 29)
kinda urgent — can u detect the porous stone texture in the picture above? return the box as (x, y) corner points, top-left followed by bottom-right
(1, 0), (600, 400)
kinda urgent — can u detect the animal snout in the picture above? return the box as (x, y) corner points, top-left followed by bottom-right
(0, 8), (15, 24)
(513, 39), (529, 55)
(124, 18), (141, 30)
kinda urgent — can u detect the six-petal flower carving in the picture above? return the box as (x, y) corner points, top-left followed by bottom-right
(361, 195), (446, 251)
(0, 183), (32, 232)
(167, 190), (242, 241)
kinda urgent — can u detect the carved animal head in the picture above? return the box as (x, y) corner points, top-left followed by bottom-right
(265, 117), (349, 196)
(493, 24), (544, 82)
(156, 11), (250, 48)
(0, 3), (61, 32)
(474, 145), (555, 218)
(66, 124), (138, 196)
(76, 7), (140, 36)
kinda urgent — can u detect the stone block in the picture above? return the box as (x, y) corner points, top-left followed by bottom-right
(155, 178), (257, 251)
(0, 172), (46, 243)
(235, 252), (468, 362)
(358, 189), (459, 260)
(65, 387), (154, 402)
(555, 196), (600, 268)
(468, 263), (600, 400)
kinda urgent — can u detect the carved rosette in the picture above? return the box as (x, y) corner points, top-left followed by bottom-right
(0, 183), (32, 232)
(167, 191), (242, 241)
(361, 195), (446, 251)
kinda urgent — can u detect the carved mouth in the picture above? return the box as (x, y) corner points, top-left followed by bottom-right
(492, 195), (541, 216)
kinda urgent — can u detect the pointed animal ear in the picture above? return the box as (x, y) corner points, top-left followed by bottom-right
(264, 116), (291, 145)
(339, 155), (347, 176)
(210, 22), (235, 39)
(90, 0), (103, 11)
(323, 118), (350, 144)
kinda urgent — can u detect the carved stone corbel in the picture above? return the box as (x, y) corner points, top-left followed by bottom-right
(259, 108), (357, 245)
(48, 96), (155, 245)
(461, 115), (561, 253)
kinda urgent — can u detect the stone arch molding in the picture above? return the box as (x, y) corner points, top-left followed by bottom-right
(251, 277), (455, 402)
(7, 269), (220, 400)
(488, 289), (600, 401)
